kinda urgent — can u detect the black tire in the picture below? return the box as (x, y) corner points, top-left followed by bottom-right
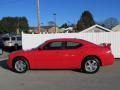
(81, 56), (100, 74)
(13, 57), (29, 73)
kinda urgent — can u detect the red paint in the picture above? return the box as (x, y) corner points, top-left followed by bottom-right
(7, 38), (114, 70)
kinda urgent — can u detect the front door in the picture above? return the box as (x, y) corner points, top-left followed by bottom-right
(36, 41), (65, 69)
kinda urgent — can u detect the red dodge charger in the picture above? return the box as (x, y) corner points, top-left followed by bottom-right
(7, 38), (114, 73)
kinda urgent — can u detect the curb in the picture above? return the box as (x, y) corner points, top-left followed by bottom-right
(0, 58), (8, 61)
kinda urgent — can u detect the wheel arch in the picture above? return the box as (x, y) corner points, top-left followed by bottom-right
(12, 56), (30, 69)
(82, 55), (102, 66)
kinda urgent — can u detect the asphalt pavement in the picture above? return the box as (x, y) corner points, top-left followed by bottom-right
(0, 51), (9, 60)
(0, 52), (120, 90)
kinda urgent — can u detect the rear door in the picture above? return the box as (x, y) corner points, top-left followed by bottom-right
(60, 41), (84, 68)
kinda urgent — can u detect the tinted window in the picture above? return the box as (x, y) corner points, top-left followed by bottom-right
(66, 42), (82, 49)
(44, 42), (63, 50)
(17, 37), (22, 41)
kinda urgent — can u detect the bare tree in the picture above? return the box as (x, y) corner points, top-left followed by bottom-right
(104, 17), (119, 29)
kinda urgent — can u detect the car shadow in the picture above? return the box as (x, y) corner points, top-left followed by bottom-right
(0, 59), (9, 70)
(72, 69), (83, 73)
(0, 59), (90, 74)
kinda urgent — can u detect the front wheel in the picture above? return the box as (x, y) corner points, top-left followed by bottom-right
(81, 57), (100, 74)
(13, 57), (29, 73)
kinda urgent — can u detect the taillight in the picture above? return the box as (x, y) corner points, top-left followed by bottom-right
(106, 50), (111, 54)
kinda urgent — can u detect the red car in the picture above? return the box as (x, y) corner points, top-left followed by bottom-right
(7, 38), (114, 73)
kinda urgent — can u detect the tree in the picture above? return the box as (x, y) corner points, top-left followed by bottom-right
(0, 17), (29, 34)
(18, 17), (29, 32)
(76, 11), (95, 32)
(69, 23), (76, 27)
(60, 23), (68, 28)
(103, 17), (119, 29)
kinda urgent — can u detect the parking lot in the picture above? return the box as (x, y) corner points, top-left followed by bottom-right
(0, 51), (120, 90)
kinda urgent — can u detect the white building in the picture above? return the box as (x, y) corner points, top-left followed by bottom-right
(112, 25), (120, 32)
(80, 24), (112, 33)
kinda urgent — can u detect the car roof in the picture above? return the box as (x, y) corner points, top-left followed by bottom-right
(47, 38), (80, 41)
(46, 38), (97, 46)
(47, 38), (89, 43)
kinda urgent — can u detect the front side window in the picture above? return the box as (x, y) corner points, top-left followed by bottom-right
(44, 41), (63, 50)
(66, 42), (82, 49)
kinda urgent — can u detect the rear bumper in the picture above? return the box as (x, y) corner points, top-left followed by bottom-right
(101, 53), (115, 66)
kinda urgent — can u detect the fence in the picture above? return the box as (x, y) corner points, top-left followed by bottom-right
(22, 32), (120, 58)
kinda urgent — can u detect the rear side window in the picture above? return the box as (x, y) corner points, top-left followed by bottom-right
(66, 42), (82, 49)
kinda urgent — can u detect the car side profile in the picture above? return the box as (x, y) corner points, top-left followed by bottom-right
(7, 38), (114, 73)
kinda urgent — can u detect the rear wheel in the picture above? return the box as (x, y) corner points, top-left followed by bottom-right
(81, 56), (100, 74)
(13, 57), (28, 73)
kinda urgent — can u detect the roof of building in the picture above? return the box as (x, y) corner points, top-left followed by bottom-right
(112, 25), (120, 31)
(80, 24), (113, 33)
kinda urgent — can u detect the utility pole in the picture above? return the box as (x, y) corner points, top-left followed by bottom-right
(37, 0), (40, 33)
